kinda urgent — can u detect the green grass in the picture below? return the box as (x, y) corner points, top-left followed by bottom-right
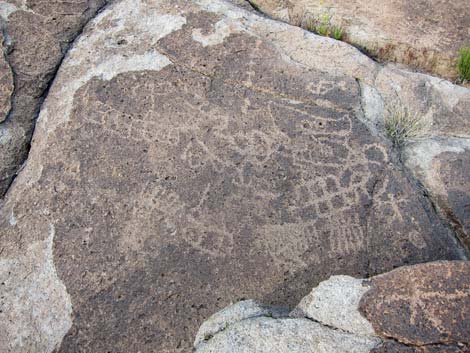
(305, 13), (344, 41)
(458, 47), (470, 82)
(331, 26), (344, 40)
(305, 18), (317, 33)
(384, 105), (423, 146)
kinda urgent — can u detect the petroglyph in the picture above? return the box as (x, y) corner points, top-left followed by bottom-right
(0, 1), (466, 352)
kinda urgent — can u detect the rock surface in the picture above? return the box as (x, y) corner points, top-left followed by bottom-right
(247, 0), (470, 80)
(0, 0), (108, 196)
(404, 140), (470, 249)
(194, 300), (289, 346)
(0, 32), (13, 123)
(194, 261), (470, 353)
(358, 62), (470, 252)
(292, 275), (375, 336)
(0, 0), (469, 352)
(195, 316), (381, 353)
(360, 261), (470, 347)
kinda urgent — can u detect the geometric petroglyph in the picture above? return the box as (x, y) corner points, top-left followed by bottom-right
(0, 1), (465, 352)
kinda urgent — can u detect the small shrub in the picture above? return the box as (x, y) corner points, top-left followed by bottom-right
(305, 13), (344, 41)
(458, 47), (470, 82)
(384, 105), (423, 146)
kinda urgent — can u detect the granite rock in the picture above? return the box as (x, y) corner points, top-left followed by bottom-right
(0, 1), (468, 352)
(247, 0), (470, 80)
(195, 261), (470, 353)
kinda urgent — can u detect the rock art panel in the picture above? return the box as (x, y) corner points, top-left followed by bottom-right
(0, 1), (467, 353)
(360, 261), (470, 346)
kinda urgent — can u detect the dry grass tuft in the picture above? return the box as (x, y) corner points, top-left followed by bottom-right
(458, 47), (470, 82)
(384, 104), (423, 146)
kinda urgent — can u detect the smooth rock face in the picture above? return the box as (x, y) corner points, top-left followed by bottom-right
(360, 261), (470, 346)
(0, 1), (468, 352)
(0, 0), (107, 195)
(248, 0), (470, 80)
(195, 261), (470, 353)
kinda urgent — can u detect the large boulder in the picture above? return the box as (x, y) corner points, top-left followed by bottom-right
(0, 0), (108, 196)
(246, 0), (470, 80)
(0, 0), (468, 352)
(194, 261), (470, 353)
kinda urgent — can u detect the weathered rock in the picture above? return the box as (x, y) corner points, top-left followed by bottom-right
(0, 225), (72, 353)
(0, 1), (468, 352)
(229, 0), (257, 11)
(367, 67), (470, 138)
(194, 297), (381, 353)
(194, 261), (470, 353)
(358, 65), (470, 251)
(404, 140), (470, 249)
(247, 0), (470, 80)
(0, 31), (13, 123)
(370, 341), (469, 353)
(0, 0), (108, 196)
(360, 261), (470, 346)
(194, 316), (381, 353)
(292, 275), (375, 336)
(194, 300), (289, 346)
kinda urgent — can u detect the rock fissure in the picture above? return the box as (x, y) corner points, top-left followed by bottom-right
(362, 172), (382, 276)
(204, 309), (460, 350)
(358, 72), (469, 259)
(1, 1), (469, 352)
(243, 0), (470, 81)
(355, 75), (470, 257)
(197, 305), (383, 352)
(240, 0), (392, 73)
(397, 147), (470, 256)
(0, 0), (113, 198)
